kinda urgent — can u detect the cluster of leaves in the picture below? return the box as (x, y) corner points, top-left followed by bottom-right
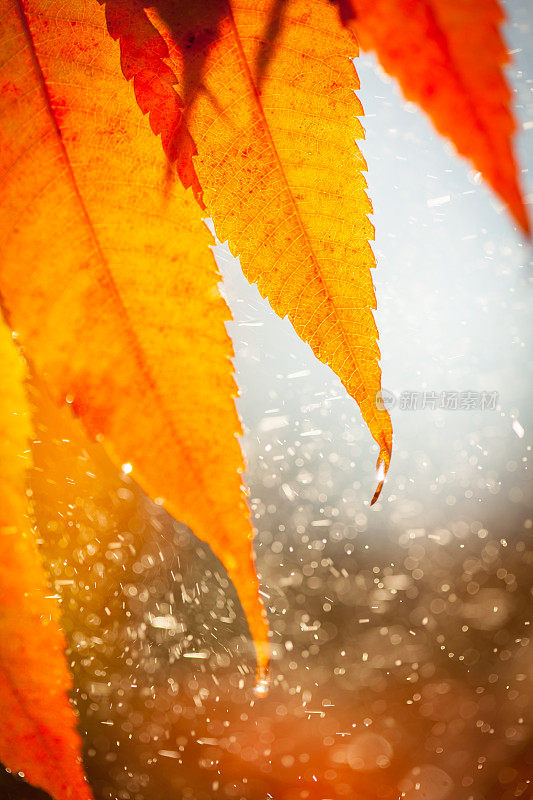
(0, 0), (528, 797)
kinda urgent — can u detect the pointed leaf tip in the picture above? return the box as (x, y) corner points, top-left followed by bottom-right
(339, 0), (530, 234)
(370, 445), (390, 505)
(370, 480), (384, 506)
(223, 543), (270, 690)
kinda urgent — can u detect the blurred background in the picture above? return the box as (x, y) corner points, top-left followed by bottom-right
(2, 1), (532, 798)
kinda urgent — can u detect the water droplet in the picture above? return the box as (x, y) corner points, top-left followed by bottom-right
(253, 678), (269, 698)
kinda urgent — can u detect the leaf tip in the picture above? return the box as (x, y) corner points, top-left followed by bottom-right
(253, 656), (270, 698)
(370, 441), (391, 505)
(370, 478), (384, 506)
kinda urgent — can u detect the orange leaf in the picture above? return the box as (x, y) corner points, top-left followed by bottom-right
(339, 0), (530, 234)
(141, 0), (393, 500)
(0, 0), (268, 682)
(0, 318), (92, 800)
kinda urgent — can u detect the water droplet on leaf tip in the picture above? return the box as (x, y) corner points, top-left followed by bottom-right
(253, 678), (269, 698)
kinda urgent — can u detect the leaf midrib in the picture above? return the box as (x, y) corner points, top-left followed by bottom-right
(224, 0), (388, 447)
(14, 0), (221, 511)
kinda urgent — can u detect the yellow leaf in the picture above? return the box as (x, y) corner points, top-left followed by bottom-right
(143, 0), (393, 500)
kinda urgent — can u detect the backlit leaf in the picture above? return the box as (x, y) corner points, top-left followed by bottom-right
(127, 0), (393, 501)
(338, 0), (530, 234)
(0, 318), (92, 800)
(0, 0), (268, 682)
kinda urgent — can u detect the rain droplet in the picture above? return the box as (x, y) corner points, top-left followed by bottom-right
(253, 678), (269, 699)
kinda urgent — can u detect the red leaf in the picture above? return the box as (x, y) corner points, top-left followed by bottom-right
(341, 0), (530, 234)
